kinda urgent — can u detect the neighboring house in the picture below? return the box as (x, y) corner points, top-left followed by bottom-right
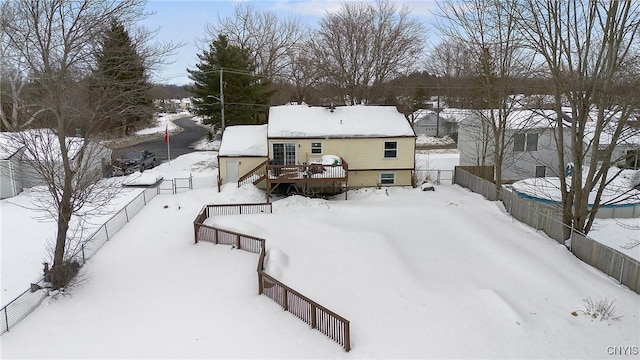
(585, 111), (640, 170)
(155, 99), (181, 113)
(0, 130), (112, 199)
(0, 142), (24, 199)
(411, 109), (452, 137)
(179, 98), (192, 111)
(411, 108), (463, 138)
(169, 99), (181, 112)
(458, 108), (640, 182)
(217, 124), (268, 186)
(217, 105), (416, 199)
(437, 108), (474, 139)
(457, 109), (573, 182)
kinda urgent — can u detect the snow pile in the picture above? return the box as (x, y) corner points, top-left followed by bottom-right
(122, 170), (163, 186)
(193, 138), (220, 151)
(416, 134), (456, 146)
(626, 169), (640, 188)
(135, 112), (189, 136)
(272, 195), (330, 211)
(213, 183), (268, 204)
(321, 154), (341, 165)
(263, 247), (289, 278)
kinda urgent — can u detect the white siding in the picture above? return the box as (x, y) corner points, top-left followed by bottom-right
(458, 116), (573, 182)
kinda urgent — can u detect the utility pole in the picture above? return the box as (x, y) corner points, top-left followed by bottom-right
(220, 68), (225, 133)
(436, 84), (440, 137)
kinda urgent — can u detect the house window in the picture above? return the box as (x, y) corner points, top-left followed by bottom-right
(513, 133), (538, 152)
(384, 141), (397, 158)
(626, 150), (640, 169)
(596, 148), (610, 162)
(526, 134), (539, 151)
(513, 134), (525, 151)
(380, 172), (395, 185)
(535, 165), (546, 178)
(272, 143), (296, 165)
(311, 142), (322, 154)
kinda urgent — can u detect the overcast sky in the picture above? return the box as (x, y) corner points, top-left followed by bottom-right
(141, 0), (440, 86)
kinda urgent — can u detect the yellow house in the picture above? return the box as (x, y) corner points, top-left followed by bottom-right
(218, 104), (416, 199)
(217, 124), (268, 190)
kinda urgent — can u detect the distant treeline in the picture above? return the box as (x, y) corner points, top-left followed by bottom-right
(150, 84), (193, 100)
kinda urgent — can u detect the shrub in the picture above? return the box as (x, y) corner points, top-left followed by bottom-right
(571, 297), (622, 321)
(44, 261), (81, 290)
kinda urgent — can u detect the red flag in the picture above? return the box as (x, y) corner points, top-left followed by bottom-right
(164, 125), (168, 143)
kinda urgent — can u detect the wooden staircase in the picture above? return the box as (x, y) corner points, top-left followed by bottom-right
(237, 160), (268, 187)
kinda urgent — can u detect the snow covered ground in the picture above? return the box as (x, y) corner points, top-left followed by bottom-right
(416, 134), (456, 147)
(512, 169), (640, 261)
(1, 114), (639, 358)
(588, 218), (640, 261)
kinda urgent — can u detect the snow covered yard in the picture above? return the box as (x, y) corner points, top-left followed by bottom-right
(588, 218), (640, 261)
(2, 178), (639, 358)
(1, 142), (639, 358)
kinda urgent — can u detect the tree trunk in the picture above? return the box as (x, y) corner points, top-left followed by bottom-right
(53, 187), (73, 268)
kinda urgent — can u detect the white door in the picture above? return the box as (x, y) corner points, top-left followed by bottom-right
(227, 160), (239, 183)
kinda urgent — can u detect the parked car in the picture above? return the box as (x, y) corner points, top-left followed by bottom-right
(111, 150), (156, 176)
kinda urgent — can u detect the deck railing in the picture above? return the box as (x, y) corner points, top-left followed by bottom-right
(267, 160), (348, 181)
(193, 203), (351, 351)
(238, 160), (268, 187)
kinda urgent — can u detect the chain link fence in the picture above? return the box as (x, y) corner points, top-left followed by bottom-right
(1, 186), (159, 335)
(158, 174), (193, 194)
(412, 169), (455, 185)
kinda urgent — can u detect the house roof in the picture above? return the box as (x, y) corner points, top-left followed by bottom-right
(438, 108), (476, 123)
(504, 109), (560, 129)
(0, 129), (101, 161)
(267, 105), (415, 138)
(218, 124), (268, 157)
(411, 109), (438, 124)
(505, 108), (639, 145)
(456, 108), (566, 129)
(458, 106), (639, 146)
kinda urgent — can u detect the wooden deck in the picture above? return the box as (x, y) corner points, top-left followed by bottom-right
(265, 160), (348, 200)
(237, 158), (349, 201)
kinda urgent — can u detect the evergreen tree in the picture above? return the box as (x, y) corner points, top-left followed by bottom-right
(92, 19), (152, 136)
(187, 34), (272, 129)
(471, 47), (500, 109)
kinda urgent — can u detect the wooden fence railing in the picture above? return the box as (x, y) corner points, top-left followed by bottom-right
(238, 160), (268, 188)
(193, 203), (351, 352)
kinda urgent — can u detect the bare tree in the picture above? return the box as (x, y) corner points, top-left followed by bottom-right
(209, 3), (306, 80)
(311, 0), (425, 104)
(0, 1), (42, 130)
(281, 38), (320, 104)
(425, 39), (476, 78)
(517, 0), (640, 235)
(435, 0), (536, 190)
(1, 0), (172, 288)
